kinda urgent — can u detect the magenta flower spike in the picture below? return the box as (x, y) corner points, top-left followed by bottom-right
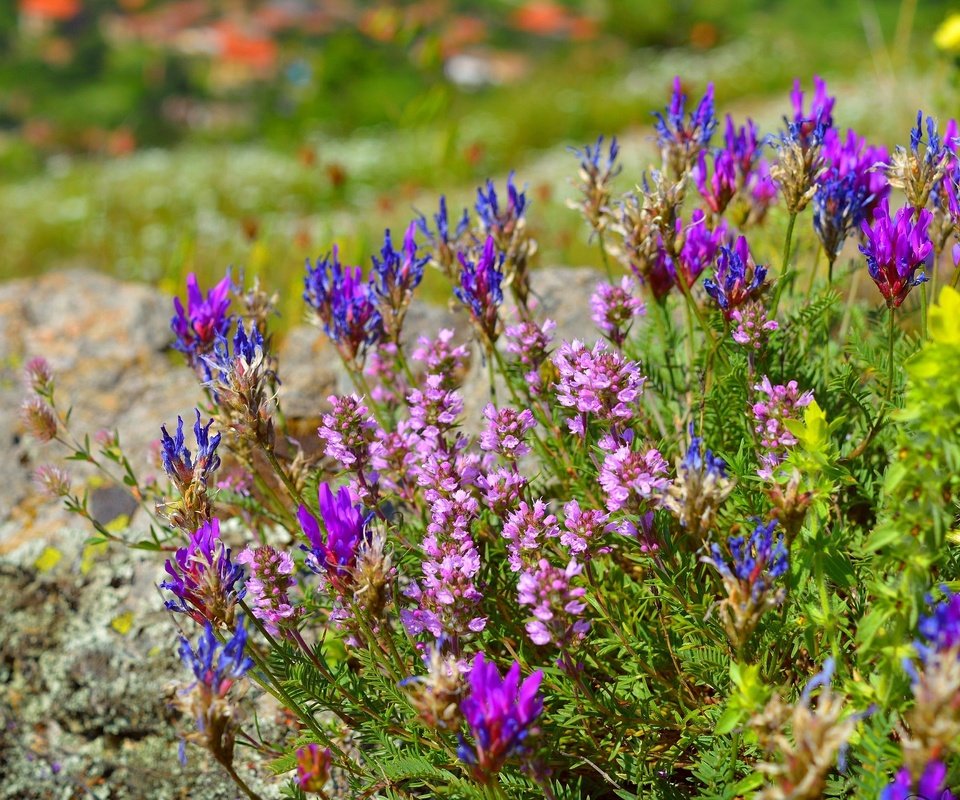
(859, 200), (933, 308)
(457, 652), (544, 783)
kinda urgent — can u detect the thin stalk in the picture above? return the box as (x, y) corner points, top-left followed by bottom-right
(597, 232), (613, 280)
(261, 446), (306, 510)
(929, 245), (941, 315)
(920, 280), (928, 340)
(771, 212), (798, 314)
(886, 306), (897, 403)
(224, 764), (267, 800)
(486, 347), (497, 402)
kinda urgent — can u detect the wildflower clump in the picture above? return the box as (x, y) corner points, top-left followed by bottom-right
(27, 75), (960, 800)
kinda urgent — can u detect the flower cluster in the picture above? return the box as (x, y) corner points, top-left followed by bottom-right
(171, 273), (234, 367)
(704, 235), (768, 315)
(304, 247), (383, 366)
(859, 200), (933, 308)
(371, 223), (428, 341)
(662, 435), (735, 540)
(236, 545), (299, 637)
(517, 558), (590, 650)
(704, 520), (788, 649)
(161, 518), (246, 627)
(553, 340), (644, 436)
(457, 653), (544, 783)
(480, 403), (536, 461)
(653, 76), (717, 178)
(590, 276), (646, 347)
(455, 236), (504, 345)
(569, 134), (621, 234)
(752, 377), (814, 479)
(159, 410), (221, 530)
(175, 619), (253, 768)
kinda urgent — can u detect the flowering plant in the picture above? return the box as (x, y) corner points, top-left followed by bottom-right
(23, 76), (960, 799)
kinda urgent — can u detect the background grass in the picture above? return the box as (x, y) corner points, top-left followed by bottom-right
(1, 0), (957, 332)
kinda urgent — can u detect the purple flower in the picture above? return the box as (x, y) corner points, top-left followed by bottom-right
(917, 589), (960, 659)
(417, 195), (470, 252)
(298, 483), (367, 584)
(477, 467), (528, 517)
(455, 236), (504, 343)
(730, 302), (778, 349)
(179, 618), (253, 697)
(371, 223), (428, 339)
(859, 199), (933, 308)
(176, 618), (252, 766)
(693, 149), (738, 215)
(822, 127), (890, 222)
(318, 394), (377, 471)
(171, 273), (233, 359)
(813, 169), (871, 261)
(457, 653), (544, 783)
(676, 210), (730, 287)
(413, 329), (471, 388)
(723, 115), (762, 179)
(407, 374), (464, 436)
(476, 172), (528, 237)
(161, 518), (246, 627)
(571, 135), (620, 184)
(644, 211), (731, 301)
(704, 235), (768, 316)
(882, 761), (954, 800)
(552, 340), (645, 436)
(505, 318), (556, 396)
(236, 546), (299, 637)
(304, 247), (383, 364)
(599, 445), (670, 514)
(518, 558), (590, 648)
(560, 500), (612, 558)
(502, 499), (560, 572)
(296, 744), (333, 794)
(160, 409), (222, 490)
(752, 376), (814, 479)
(790, 75), (835, 143)
(706, 519), (788, 599)
(403, 487), (487, 639)
(590, 277), (646, 347)
(480, 404), (536, 461)
(296, 742), (333, 794)
(653, 76), (716, 175)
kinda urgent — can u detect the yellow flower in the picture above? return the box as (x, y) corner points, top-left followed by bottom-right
(934, 13), (960, 52)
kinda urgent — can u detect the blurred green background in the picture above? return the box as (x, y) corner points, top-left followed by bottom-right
(1, 0), (958, 319)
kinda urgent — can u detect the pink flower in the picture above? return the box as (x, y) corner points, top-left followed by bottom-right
(517, 558), (589, 648)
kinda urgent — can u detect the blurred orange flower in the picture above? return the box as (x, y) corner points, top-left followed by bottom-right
(19, 0), (80, 21)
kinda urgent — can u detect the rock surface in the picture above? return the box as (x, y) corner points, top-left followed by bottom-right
(0, 266), (601, 798)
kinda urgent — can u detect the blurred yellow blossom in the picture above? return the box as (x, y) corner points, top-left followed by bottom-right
(934, 13), (960, 52)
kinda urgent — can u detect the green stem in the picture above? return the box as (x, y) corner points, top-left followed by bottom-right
(597, 232), (613, 280)
(771, 212), (798, 314)
(224, 764), (267, 800)
(920, 280), (928, 340)
(886, 306), (896, 403)
(486, 347), (497, 402)
(262, 446), (306, 510)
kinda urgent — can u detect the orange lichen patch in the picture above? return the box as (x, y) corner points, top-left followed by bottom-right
(19, 0), (80, 20)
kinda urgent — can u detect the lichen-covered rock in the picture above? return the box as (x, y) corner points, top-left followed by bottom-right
(0, 265), (601, 798)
